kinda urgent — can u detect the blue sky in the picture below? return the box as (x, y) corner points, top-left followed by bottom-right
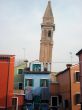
(0, 0), (82, 71)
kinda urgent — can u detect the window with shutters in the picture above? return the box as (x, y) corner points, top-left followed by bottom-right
(40, 79), (49, 87)
(25, 79), (34, 87)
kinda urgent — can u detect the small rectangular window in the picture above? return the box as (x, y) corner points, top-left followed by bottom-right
(64, 100), (69, 108)
(51, 96), (59, 107)
(18, 69), (23, 74)
(48, 30), (51, 37)
(74, 72), (80, 82)
(25, 79), (34, 87)
(19, 83), (23, 89)
(40, 79), (49, 87)
(75, 94), (80, 105)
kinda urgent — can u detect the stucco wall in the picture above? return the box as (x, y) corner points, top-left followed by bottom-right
(70, 65), (80, 110)
(14, 63), (26, 89)
(24, 73), (50, 89)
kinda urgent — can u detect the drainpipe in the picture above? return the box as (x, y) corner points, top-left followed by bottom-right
(69, 67), (72, 110)
(24, 60), (28, 68)
(66, 64), (72, 110)
(79, 60), (82, 110)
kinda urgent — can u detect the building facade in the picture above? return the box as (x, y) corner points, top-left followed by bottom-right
(13, 91), (25, 110)
(76, 49), (82, 109)
(23, 60), (51, 110)
(0, 55), (15, 110)
(56, 64), (81, 110)
(14, 61), (27, 90)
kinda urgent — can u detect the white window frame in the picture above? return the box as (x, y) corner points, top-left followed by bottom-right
(75, 92), (80, 105)
(32, 64), (41, 72)
(12, 97), (18, 110)
(74, 71), (80, 83)
(51, 96), (59, 107)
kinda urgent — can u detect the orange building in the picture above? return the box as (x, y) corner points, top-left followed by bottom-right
(13, 90), (25, 110)
(56, 64), (81, 110)
(76, 49), (82, 110)
(0, 55), (15, 110)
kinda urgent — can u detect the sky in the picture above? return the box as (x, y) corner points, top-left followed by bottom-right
(0, 0), (82, 72)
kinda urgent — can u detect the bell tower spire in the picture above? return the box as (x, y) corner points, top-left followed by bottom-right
(39, 1), (55, 63)
(43, 0), (54, 24)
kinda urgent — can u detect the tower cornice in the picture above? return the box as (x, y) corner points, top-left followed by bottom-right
(41, 23), (55, 31)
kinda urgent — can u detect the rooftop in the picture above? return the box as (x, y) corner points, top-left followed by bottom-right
(76, 49), (82, 55)
(24, 70), (50, 74)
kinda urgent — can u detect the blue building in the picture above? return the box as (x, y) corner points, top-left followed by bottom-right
(22, 1), (55, 109)
(23, 60), (51, 110)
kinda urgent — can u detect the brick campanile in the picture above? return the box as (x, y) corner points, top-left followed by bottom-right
(39, 1), (55, 64)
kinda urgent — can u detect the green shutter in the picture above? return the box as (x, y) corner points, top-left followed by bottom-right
(46, 79), (49, 87)
(25, 79), (27, 87)
(32, 79), (34, 87)
(40, 79), (42, 87)
(40, 79), (44, 87)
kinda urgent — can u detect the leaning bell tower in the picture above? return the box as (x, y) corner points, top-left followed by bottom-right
(39, 1), (55, 64)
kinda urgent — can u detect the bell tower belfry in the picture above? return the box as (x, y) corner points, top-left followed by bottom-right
(39, 1), (55, 63)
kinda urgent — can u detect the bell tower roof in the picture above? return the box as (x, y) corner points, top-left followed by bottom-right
(42, 1), (54, 24)
(43, 1), (53, 18)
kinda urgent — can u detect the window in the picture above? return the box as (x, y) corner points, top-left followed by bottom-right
(64, 100), (69, 108)
(12, 97), (17, 106)
(19, 83), (23, 89)
(32, 64), (41, 71)
(25, 79), (34, 87)
(75, 94), (80, 105)
(58, 95), (62, 104)
(51, 96), (59, 107)
(48, 30), (51, 37)
(18, 69), (23, 74)
(74, 72), (80, 82)
(40, 79), (49, 87)
(12, 97), (18, 110)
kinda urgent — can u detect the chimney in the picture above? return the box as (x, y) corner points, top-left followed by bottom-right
(24, 60), (28, 67)
(66, 64), (72, 69)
